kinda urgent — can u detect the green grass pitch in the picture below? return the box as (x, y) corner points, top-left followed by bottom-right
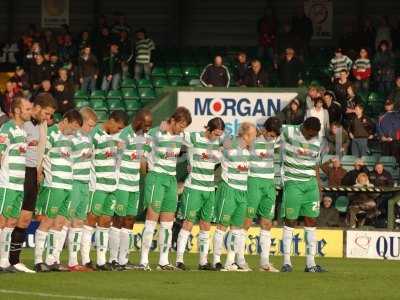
(0, 250), (397, 300)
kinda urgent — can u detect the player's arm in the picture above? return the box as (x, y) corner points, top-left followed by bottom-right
(0, 126), (10, 166)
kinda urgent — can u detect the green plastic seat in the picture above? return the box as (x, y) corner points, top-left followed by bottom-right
(335, 196), (349, 213)
(136, 78), (153, 88)
(107, 90), (123, 100)
(151, 66), (167, 77)
(108, 100), (125, 111)
(167, 67), (183, 77)
(120, 78), (136, 88)
(361, 155), (378, 166)
(74, 99), (90, 109)
(188, 79), (201, 87)
(342, 155), (358, 165)
(122, 88), (140, 100)
(90, 99), (108, 111)
(182, 66), (200, 78)
(139, 88), (156, 100)
(74, 90), (89, 100)
(168, 77), (186, 86)
(125, 100), (142, 111)
(153, 78), (169, 88)
(367, 92), (382, 103)
(90, 90), (106, 100)
(379, 156), (397, 167)
(95, 110), (109, 122)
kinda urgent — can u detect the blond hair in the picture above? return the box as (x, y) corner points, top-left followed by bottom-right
(80, 107), (98, 123)
(238, 122), (256, 137)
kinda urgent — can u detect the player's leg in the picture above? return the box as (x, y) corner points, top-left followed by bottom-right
(81, 191), (97, 268)
(281, 181), (303, 272)
(197, 191), (214, 270)
(176, 188), (199, 269)
(301, 179), (326, 273)
(0, 189), (8, 270)
(118, 192), (139, 269)
(157, 176), (178, 270)
(139, 172), (163, 269)
(9, 167), (38, 272)
(96, 192), (116, 270)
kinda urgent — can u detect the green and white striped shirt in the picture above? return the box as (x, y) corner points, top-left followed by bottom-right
(0, 120), (27, 191)
(249, 136), (277, 180)
(117, 126), (149, 192)
(91, 125), (119, 192)
(281, 125), (321, 182)
(43, 125), (73, 190)
(184, 132), (222, 192)
(135, 38), (155, 64)
(221, 138), (251, 191)
(147, 127), (184, 176)
(71, 130), (93, 183)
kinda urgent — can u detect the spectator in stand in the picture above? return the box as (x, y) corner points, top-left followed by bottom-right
(388, 76), (400, 110)
(29, 53), (51, 90)
(32, 79), (52, 99)
(375, 16), (393, 50)
(58, 34), (77, 64)
(257, 9), (277, 62)
(134, 28), (155, 80)
(11, 66), (30, 91)
(276, 23), (298, 58)
(95, 27), (111, 63)
(42, 29), (58, 54)
(118, 30), (132, 61)
(326, 122), (350, 155)
(305, 85), (324, 109)
(200, 55), (230, 88)
(53, 79), (74, 114)
(277, 48), (304, 87)
(23, 41), (41, 70)
(343, 84), (362, 125)
(291, 8), (313, 57)
(233, 52), (250, 86)
(305, 97), (329, 140)
(370, 163), (394, 187)
(317, 196), (341, 227)
(0, 81), (18, 116)
(78, 45), (99, 93)
(332, 69), (352, 110)
(352, 48), (371, 94)
(101, 43), (122, 91)
(57, 68), (74, 96)
(373, 40), (395, 97)
(281, 98), (304, 125)
(377, 100), (400, 160)
(349, 103), (374, 157)
(242, 59), (269, 87)
(78, 30), (91, 51)
(111, 13), (132, 38)
(342, 159), (370, 186)
(321, 157), (348, 187)
(348, 172), (379, 228)
(329, 48), (353, 81)
(48, 52), (61, 80)
(323, 90), (342, 124)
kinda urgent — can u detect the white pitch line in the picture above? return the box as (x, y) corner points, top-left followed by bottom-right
(0, 289), (135, 300)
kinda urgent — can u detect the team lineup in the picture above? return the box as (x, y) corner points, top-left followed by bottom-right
(0, 92), (326, 273)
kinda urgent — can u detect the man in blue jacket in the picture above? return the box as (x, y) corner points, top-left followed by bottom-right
(377, 100), (400, 162)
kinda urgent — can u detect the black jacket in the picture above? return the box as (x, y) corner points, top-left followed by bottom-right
(324, 101), (342, 123)
(78, 54), (99, 78)
(278, 57), (304, 87)
(29, 62), (51, 86)
(200, 64), (230, 87)
(102, 53), (122, 76)
(53, 89), (74, 114)
(342, 166), (370, 186)
(233, 62), (250, 85)
(243, 70), (269, 87)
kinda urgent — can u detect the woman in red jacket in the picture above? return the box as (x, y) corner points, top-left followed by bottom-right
(352, 48), (372, 94)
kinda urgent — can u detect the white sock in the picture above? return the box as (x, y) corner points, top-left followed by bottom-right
(305, 227), (317, 268)
(46, 229), (60, 265)
(0, 227), (12, 268)
(259, 229), (271, 267)
(158, 221), (173, 266)
(54, 227), (68, 264)
(225, 229), (240, 267)
(119, 228), (133, 266)
(176, 229), (190, 264)
(212, 229), (224, 265)
(198, 230), (210, 266)
(108, 227), (121, 263)
(95, 226), (109, 266)
(68, 228), (82, 267)
(283, 226), (294, 266)
(34, 229), (48, 265)
(81, 225), (94, 265)
(236, 229), (247, 266)
(140, 220), (157, 266)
